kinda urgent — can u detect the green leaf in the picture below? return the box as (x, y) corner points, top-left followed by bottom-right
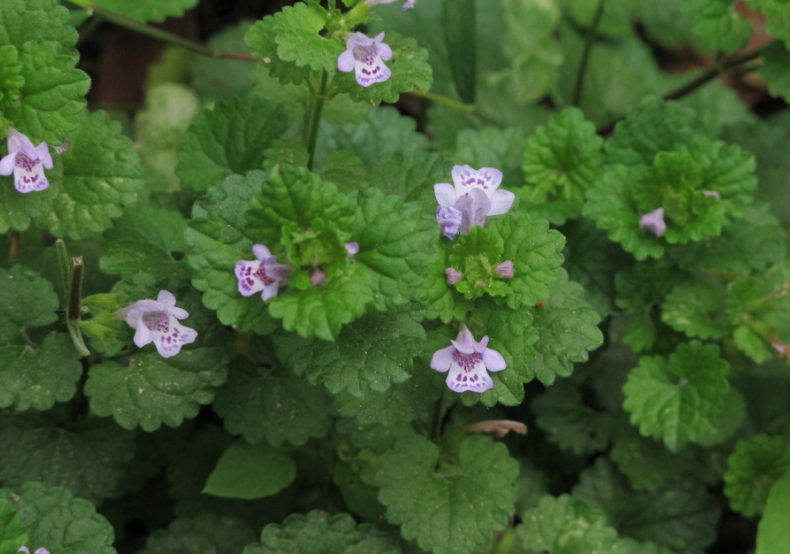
(0, 482), (115, 554)
(6, 40), (88, 145)
(761, 41), (790, 99)
(724, 435), (790, 517)
(139, 514), (256, 554)
(572, 458), (720, 553)
(348, 188), (438, 310)
(682, 0), (752, 53)
(245, 16), (312, 86)
(756, 468), (790, 554)
(449, 226), (510, 300)
(0, 265), (58, 328)
(661, 277), (732, 340)
(321, 150), (368, 193)
(747, 0), (790, 50)
(517, 494), (622, 554)
(532, 379), (612, 455)
(0, 412), (134, 504)
(416, 243), (473, 324)
(99, 204), (190, 287)
(442, 0), (476, 104)
(521, 107), (603, 213)
(192, 21), (256, 102)
(213, 356), (333, 447)
(335, 33), (433, 105)
(605, 97), (707, 168)
(669, 202), (786, 276)
(186, 172), (277, 334)
(0, 45), (25, 129)
(455, 127), (527, 190)
(455, 299), (536, 406)
(277, 310), (426, 396)
(0, 496), (27, 554)
(204, 441), (296, 500)
(244, 510), (402, 554)
(89, 0), (198, 23)
(176, 96), (290, 192)
(0, 333), (82, 411)
(376, 433), (519, 554)
(40, 110), (145, 239)
(488, 212), (566, 310)
(0, 0), (78, 55)
(527, 269), (603, 384)
(623, 340), (730, 452)
(273, 2), (343, 72)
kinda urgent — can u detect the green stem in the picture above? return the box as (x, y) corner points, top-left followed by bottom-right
(429, 389), (445, 444)
(328, 0), (336, 11)
(306, 70), (329, 171)
(55, 239), (71, 294)
(407, 89), (505, 127)
(572, 0), (605, 107)
(67, 257), (90, 357)
(597, 48), (764, 135)
(65, 0), (256, 61)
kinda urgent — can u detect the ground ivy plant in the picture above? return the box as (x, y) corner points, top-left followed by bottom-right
(1, 0), (790, 553)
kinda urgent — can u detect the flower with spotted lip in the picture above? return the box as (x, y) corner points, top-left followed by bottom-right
(431, 324), (506, 393)
(235, 244), (291, 301)
(0, 128), (53, 193)
(434, 165), (514, 238)
(119, 290), (197, 358)
(337, 32), (393, 87)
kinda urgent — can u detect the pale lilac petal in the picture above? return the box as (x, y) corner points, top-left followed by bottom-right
(451, 165), (503, 197)
(446, 268), (462, 285)
(236, 260), (264, 296)
(373, 32), (386, 43)
(475, 335), (490, 353)
(488, 189), (515, 216)
(169, 307), (190, 320)
(345, 242), (359, 256)
(34, 549), (51, 554)
(483, 348), (507, 371)
(703, 190), (721, 200)
(337, 49), (355, 72)
(34, 141), (53, 169)
(13, 158), (49, 193)
(18, 548), (30, 554)
(150, 315), (197, 358)
(262, 282), (279, 302)
(430, 345), (455, 372)
(0, 153), (15, 175)
(252, 244), (272, 260)
(436, 206), (463, 239)
(640, 207), (666, 237)
(311, 270), (327, 285)
(157, 290), (176, 306)
(456, 188), (491, 234)
(446, 362), (494, 393)
(354, 56), (391, 87)
(133, 322), (153, 348)
(402, 0), (415, 8)
(451, 324), (477, 354)
(435, 183), (457, 207)
(378, 42), (393, 61)
(496, 261), (514, 278)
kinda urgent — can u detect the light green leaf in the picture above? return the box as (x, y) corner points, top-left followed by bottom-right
(89, 0), (198, 23)
(0, 45), (24, 130)
(661, 277), (732, 340)
(213, 356), (333, 447)
(756, 468), (790, 554)
(277, 310), (426, 396)
(682, 0), (752, 53)
(0, 412), (134, 504)
(204, 441), (296, 500)
(0, 0), (78, 55)
(724, 435), (790, 517)
(245, 16), (312, 86)
(0, 496), (27, 554)
(623, 340), (730, 452)
(0, 482), (115, 554)
(273, 2), (343, 72)
(244, 510), (402, 554)
(40, 110), (145, 239)
(0, 265), (58, 328)
(176, 96), (290, 192)
(138, 514), (256, 554)
(376, 433), (519, 554)
(747, 0), (790, 50)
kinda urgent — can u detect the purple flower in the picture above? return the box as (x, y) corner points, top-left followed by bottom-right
(434, 166), (514, 237)
(0, 128), (53, 193)
(430, 324), (506, 393)
(19, 548), (50, 554)
(337, 32), (393, 87)
(703, 190), (721, 200)
(235, 244), (291, 302)
(639, 207), (666, 237)
(119, 290), (197, 358)
(311, 270), (327, 285)
(436, 206), (463, 239)
(496, 261), (514, 278)
(446, 268), (462, 285)
(345, 242), (359, 256)
(365, 0), (416, 9)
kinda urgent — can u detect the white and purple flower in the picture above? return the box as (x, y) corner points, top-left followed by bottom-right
(430, 324), (506, 394)
(639, 207), (666, 237)
(365, 0), (416, 9)
(0, 128), (53, 193)
(235, 244), (291, 301)
(337, 32), (393, 87)
(434, 165), (514, 238)
(119, 290), (197, 358)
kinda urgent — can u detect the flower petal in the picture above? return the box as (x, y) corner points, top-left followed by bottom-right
(235, 260), (266, 297)
(0, 153), (15, 175)
(133, 321), (153, 348)
(446, 362), (494, 393)
(157, 290), (177, 306)
(354, 56), (391, 87)
(434, 183), (457, 207)
(337, 49), (355, 72)
(262, 282), (280, 302)
(150, 314), (197, 358)
(430, 345), (456, 372)
(378, 41), (393, 61)
(451, 324), (477, 354)
(483, 348), (507, 372)
(169, 307), (190, 320)
(252, 244), (272, 260)
(487, 189), (515, 216)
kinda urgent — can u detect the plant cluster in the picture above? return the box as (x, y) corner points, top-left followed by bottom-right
(1, 0), (790, 553)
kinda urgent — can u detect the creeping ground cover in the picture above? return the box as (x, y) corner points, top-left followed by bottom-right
(2, 0), (790, 553)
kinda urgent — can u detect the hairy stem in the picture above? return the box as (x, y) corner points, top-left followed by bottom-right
(306, 70), (329, 170)
(407, 89), (505, 127)
(572, 0), (605, 107)
(429, 389), (446, 444)
(65, 0), (256, 61)
(67, 257), (91, 357)
(597, 48), (764, 135)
